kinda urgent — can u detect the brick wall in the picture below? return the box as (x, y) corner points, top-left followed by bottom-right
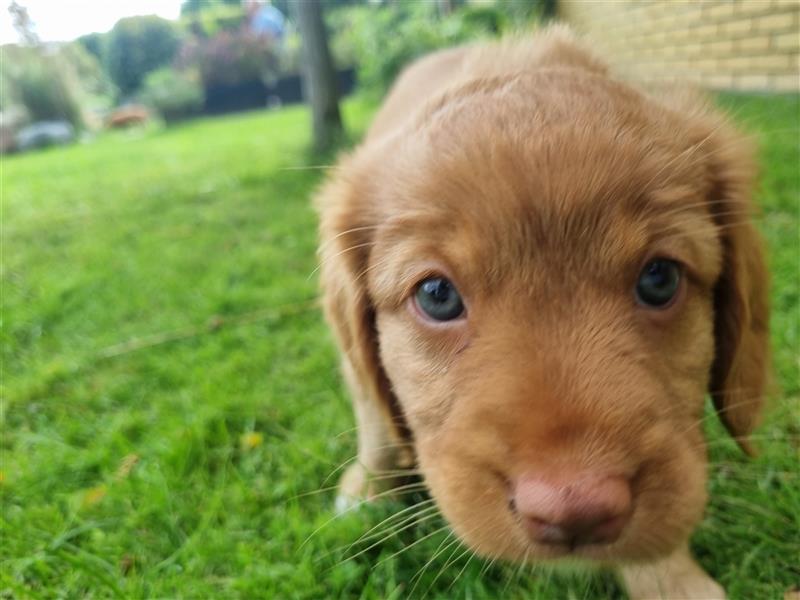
(558, 0), (800, 92)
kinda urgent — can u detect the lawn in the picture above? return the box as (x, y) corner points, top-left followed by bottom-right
(3, 94), (798, 599)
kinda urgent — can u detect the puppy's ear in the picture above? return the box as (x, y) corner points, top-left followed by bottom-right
(705, 124), (770, 456)
(316, 156), (411, 455)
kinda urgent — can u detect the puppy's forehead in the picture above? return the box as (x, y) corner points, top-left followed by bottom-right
(371, 72), (719, 289)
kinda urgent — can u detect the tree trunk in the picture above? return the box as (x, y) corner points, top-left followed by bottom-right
(294, 0), (343, 151)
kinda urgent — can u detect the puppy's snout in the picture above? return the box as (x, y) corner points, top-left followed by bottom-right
(512, 474), (632, 547)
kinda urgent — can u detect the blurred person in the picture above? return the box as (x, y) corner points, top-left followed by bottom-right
(245, 0), (285, 44)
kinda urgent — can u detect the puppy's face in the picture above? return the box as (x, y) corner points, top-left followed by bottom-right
(320, 71), (767, 564)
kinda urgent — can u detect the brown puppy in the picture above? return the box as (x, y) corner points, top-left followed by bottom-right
(316, 27), (768, 599)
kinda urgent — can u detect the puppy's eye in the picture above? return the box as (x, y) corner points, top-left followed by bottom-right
(415, 277), (464, 321)
(636, 259), (681, 308)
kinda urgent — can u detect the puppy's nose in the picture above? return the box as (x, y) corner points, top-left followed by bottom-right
(511, 474), (631, 547)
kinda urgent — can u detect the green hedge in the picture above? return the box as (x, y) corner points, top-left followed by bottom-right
(139, 68), (204, 124)
(328, 3), (523, 95)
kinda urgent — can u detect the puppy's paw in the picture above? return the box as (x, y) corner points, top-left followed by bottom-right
(626, 578), (725, 600)
(335, 463), (404, 514)
(334, 492), (360, 514)
(620, 546), (726, 600)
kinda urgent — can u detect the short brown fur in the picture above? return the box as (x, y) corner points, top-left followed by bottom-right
(317, 27), (769, 599)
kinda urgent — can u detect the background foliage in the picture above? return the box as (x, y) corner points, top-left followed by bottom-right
(103, 15), (182, 98)
(138, 67), (204, 124)
(329, 2), (522, 94)
(179, 31), (281, 88)
(0, 44), (101, 128)
(3, 0), (535, 135)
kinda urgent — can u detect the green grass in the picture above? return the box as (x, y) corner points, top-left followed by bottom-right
(3, 95), (798, 599)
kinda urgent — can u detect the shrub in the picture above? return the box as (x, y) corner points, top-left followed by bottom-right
(337, 3), (505, 95)
(180, 31), (280, 88)
(60, 41), (115, 101)
(76, 32), (105, 61)
(497, 0), (556, 24)
(104, 15), (181, 96)
(181, 3), (247, 39)
(2, 47), (83, 128)
(139, 68), (204, 123)
(180, 0), (240, 15)
(15, 65), (82, 127)
(458, 5), (510, 34)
